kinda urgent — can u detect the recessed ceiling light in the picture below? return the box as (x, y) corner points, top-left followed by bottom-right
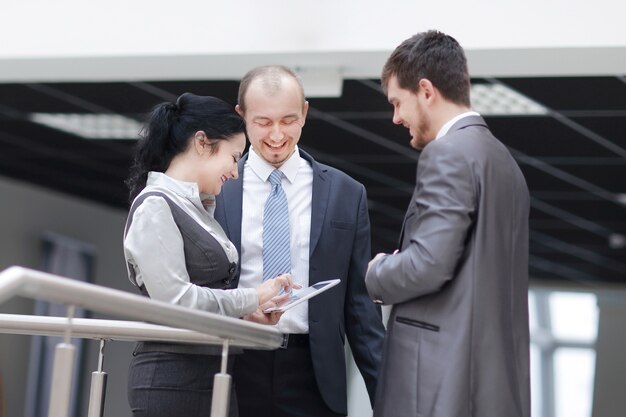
(470, 84), (548, 116)
(296, 67), (343, 98)
(609, 233), (626, 249)
(615, 193), (626, 206)
(29, 113), (142, 139)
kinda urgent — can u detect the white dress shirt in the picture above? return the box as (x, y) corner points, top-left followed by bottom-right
(240, 146), (313, 333)
(124, 172), (258, 317)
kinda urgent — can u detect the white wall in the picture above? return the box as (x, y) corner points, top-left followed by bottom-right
(0, 175), (132, 417)
(0, 0), (625, 83)
(2, 0), (625, 57)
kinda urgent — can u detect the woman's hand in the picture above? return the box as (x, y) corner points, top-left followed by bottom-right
(255, 273), (300, 305)
(246, 277), (300, 325)
(243, 290), (292, 324)
(243, 308), (282, 325)
(247, 274), (300, 325)
(243, 293), (290, 324)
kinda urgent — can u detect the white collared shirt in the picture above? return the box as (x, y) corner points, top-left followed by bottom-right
(435, 111), (481, 140)
(240, 146), (313, 333)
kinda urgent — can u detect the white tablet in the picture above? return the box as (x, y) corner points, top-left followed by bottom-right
(263, 279), (341, 313)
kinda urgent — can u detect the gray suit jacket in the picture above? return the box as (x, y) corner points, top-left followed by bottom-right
(366, 116), (531, 417)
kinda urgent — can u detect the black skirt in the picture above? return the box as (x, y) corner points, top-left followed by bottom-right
(127, 350), (238, 417)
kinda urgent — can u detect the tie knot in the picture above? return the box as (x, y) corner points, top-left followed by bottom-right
(268, 169), (283, 187)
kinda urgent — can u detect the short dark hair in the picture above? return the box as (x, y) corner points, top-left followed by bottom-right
(381, 30), (470, 107)
(126, 93), (245, 202)
(237, 65), (306, 112)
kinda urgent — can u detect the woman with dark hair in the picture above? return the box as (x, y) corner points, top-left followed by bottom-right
(123, 93), (294, 417)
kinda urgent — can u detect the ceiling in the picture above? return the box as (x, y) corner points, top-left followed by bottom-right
(0, 76), (625, 286)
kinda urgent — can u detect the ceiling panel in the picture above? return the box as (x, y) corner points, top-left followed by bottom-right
(501, 76), (626, 111)
(0, 76), (624, 285)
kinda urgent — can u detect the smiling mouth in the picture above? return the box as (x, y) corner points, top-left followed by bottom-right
(266, 141), (287, 151)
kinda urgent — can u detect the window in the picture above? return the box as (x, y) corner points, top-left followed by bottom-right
(529, 289), (598, 417)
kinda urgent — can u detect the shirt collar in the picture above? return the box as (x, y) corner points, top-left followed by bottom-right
(248, 145), (301, 184)
(146, 171), (201, 199)
(435, 111), (481, 140)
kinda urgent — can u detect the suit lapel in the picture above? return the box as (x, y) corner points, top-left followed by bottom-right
(398, 150), (421, 249)
(398, 188), (418, 249)
(300, 150), (330, 258)
(222, 156), (246, 253)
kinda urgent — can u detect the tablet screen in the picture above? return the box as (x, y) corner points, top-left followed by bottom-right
(263, 279), (341, 313)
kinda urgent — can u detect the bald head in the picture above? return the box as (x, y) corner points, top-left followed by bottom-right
(237, 65), (306, 112)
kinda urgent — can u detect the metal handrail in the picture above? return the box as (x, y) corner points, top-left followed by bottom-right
(0, 265), (284, 417)
(0, 314), (276, 349)
(0, 266), (283, 348)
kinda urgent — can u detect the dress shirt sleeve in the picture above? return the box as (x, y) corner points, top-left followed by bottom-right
(124, 196), (258, 317)
(365, 141), (476, 305)
(344, 183), (386, 404)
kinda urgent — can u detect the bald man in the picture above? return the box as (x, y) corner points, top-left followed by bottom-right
(215, 65), (385, 417)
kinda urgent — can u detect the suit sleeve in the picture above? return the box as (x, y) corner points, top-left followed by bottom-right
(344, 184), (386, 405)
(366, 142), (476, 305)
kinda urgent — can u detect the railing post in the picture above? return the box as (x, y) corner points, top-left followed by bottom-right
(210, 339), (231, 417)
(87, 339), (107, 417)
(47, 305), (76, 417)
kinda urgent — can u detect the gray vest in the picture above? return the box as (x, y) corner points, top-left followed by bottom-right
(125, 191), (239, 355)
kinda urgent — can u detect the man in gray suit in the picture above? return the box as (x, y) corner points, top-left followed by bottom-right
(365, 30), (531, 417)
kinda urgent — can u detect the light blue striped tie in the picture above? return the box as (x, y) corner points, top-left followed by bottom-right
(262, 169), (291, 280)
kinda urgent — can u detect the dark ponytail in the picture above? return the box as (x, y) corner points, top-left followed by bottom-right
(125, 93), (245, 203)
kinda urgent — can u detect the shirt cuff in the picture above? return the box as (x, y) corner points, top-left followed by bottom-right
(239, 287), (259, 316)
(365, 268), (385, 305)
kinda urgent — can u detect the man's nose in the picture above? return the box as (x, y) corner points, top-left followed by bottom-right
(269, 124), (285, 141)
(392, 110), (402, 125)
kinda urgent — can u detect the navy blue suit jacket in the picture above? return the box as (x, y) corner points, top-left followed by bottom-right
(214, 149), (385, 414)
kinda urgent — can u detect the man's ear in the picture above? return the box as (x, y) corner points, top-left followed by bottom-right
(418, 79), (435, 101)
(235, 104), (244, 117)
(300, 101), (309, 126)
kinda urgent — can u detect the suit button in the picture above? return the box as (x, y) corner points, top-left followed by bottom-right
(229, 266), (236, 274)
